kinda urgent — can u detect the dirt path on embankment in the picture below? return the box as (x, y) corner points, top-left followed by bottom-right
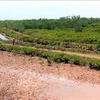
(51, 49), (100, 59)
(0, 51), (100, 100)
(4, 42), (100, 59)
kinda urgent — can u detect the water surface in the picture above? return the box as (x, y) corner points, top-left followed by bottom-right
(0, 34), (8, 40)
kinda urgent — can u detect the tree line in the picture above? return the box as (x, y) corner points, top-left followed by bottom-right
(0, 15), (100, 32)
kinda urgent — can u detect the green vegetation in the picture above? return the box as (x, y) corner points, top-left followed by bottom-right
(0, 43), (100, 70)
(0, 27), (100, 54)
(0, 15), (100, 70)
(0, 15), (100, 32)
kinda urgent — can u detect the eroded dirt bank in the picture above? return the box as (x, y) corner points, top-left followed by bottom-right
(0, 51), (100, 100)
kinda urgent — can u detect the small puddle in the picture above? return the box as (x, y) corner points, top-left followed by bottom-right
(0, 34), (8, 40)
(0, 66), (100, 100)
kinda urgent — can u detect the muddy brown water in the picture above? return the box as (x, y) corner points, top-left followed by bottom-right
(0, 66), (100, 100)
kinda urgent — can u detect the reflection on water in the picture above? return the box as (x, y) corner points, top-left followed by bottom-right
(0, 66), (100, 100)
(0, 34), (8, 40)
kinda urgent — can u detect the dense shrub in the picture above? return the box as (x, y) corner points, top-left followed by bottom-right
(0, 43), (100, 70)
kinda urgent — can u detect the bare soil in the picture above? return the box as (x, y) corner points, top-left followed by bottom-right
(0, 51), (100, 84)
(0, 51), (100, 100)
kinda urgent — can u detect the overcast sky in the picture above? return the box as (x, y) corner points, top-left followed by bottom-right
(0, 1), (100, 20)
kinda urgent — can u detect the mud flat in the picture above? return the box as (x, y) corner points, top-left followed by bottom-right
(0, 51), (100, 100)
